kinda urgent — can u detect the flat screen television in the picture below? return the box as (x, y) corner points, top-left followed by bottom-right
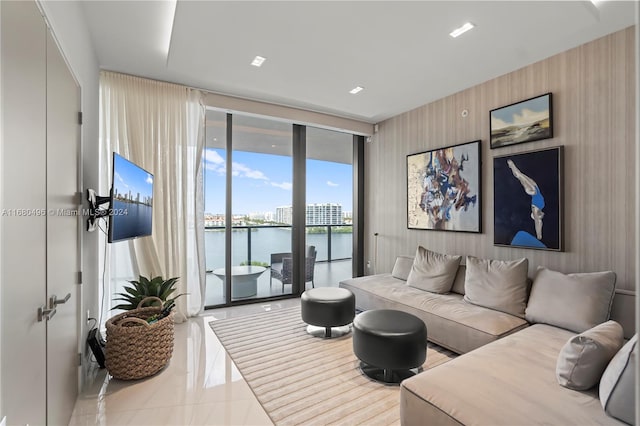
(108, 153), (154, 243)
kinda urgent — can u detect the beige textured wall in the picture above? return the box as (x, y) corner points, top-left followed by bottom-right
(365, 26), (636, 291)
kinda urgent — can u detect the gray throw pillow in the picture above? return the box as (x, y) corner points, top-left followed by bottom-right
(391, 256), (415, 281)
(463, 256), (529, 317)
(599, 334), (637, 425)
(406, 246), (461, 293)
(525, 267), (616, 333)
(556, 321), (624, 390)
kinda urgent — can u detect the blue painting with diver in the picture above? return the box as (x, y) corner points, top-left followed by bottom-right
(407, 140), (481, 232)
(493, 146), (563, 251)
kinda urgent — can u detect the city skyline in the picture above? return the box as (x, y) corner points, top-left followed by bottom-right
(204, 148), (352, 215)
(112, 154), (154, 203)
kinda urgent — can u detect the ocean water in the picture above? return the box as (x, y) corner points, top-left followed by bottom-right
(205, 227), (352, 269)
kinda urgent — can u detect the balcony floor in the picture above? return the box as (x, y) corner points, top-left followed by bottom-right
(204, 259), (352, 308)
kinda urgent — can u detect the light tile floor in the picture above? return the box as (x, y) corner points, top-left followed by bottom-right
(69, 299), (301, 426)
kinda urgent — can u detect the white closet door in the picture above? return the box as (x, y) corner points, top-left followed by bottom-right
(0, 1), (48, 424)
(45, 29), (81, 426)
(1, 2), (81, 424)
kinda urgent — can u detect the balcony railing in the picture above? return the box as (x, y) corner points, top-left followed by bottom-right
(204, 224), (352, 268)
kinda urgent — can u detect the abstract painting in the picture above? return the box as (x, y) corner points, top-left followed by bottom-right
(493, 146), (563, 251)
(407, 140), (481, 232)
(490, 93), (553, 149)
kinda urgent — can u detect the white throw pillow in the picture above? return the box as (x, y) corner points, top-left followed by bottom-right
(525, 267), (616, 333)
(599, 334), (637, 425)
(406, 246), (461, 294)
(556, 321), (624, 390)
(463, 256), (529, 318)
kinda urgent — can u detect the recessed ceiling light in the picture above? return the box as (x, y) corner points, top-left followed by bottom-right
(449, 22), (475, 38)
(251, 56), (266, 67)
(349, 86), (364, 94)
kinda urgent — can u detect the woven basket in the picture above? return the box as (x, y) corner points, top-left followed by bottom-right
(105, 297), (175, 380)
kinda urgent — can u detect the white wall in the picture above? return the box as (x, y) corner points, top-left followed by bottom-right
(37, 0), (100, 391)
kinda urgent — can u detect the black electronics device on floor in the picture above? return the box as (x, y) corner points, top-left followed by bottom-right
(87, 328), (106, 368)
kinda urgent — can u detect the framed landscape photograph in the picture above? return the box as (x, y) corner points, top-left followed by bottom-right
(493, 146), (563, 251)
(490, 93), (553, 149)
(407, 140), (481, 232)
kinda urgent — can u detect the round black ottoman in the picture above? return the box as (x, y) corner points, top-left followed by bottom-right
(353, 309), (427, 384)
(301, 287), (355, 338)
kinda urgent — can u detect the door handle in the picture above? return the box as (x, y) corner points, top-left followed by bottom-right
(49, 293), (71, 308)
(37, 305), (57, 322)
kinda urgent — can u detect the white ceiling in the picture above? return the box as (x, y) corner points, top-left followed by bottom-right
(81, 1), (637, 124)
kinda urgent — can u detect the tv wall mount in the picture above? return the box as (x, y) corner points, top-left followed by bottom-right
(86, 188), (110, 232)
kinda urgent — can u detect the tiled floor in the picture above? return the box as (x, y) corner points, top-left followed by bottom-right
(69, 299), (302, 425)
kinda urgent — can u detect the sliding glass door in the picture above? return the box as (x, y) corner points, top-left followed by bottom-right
(204, 110), (360, 308)
(203, 110), (227, 306)
(230, 115), (293, 302)
(204, 111), (294, 307)
(306, 127), (353, 288)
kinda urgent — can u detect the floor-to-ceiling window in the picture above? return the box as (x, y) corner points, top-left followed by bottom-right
(230, 114), (293, 302)
(305, 127), (353, 288)
(203, 109), (227, 306)
(204, 110), (359, 308)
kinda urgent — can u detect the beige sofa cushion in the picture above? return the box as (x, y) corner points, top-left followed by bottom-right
(340, 274), (527, 354)
(525, 267), (616, 333)
(599, 334), (637, 425)
(463, 256), (529, 318)
(401, 324), (626, 426)
(556, 321), (623, 390)
(406, 246), (461, 293)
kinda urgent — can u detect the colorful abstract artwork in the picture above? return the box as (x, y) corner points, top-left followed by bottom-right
(493, 146), (563, 251)
(407, 140), (481, 232)
(490, 93), (553, 149)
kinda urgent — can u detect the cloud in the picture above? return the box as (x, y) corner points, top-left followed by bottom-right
(232, 162), (268, 180)
(271, 181), (292, 190)
(204, 148), (274, 185)
(114, 172), (129, 189)
(204, 149), (224, 165)
(326, 181), (339, 187)
(203, 149), (226, 175)
(492, 108), (549, 130)
(146, 173), (153, 184)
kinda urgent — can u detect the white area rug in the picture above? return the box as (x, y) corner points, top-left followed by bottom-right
(209, 306), (455, 425)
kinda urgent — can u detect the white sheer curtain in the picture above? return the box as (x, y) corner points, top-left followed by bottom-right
(99, 71), (206, 323)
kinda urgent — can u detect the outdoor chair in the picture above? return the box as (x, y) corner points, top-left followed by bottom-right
(270, 246), (317, 291)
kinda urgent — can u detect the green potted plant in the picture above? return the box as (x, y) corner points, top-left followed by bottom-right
(112, 275), (183, 311)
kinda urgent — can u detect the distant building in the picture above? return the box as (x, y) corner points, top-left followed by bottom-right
(275, 206), (293, 225)
(218, 204), (344, 226)
(306, 203), (342, 225)
(248, 211), (267, 220)
(343, 211), (353, 224)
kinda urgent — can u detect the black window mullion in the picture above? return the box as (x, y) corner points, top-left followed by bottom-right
(353, 135), (365, 277)
(292, 124), (306, 295)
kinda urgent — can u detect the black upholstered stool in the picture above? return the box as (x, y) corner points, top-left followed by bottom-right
(353, 309), (427, 384)
(301, 287), (355, 338)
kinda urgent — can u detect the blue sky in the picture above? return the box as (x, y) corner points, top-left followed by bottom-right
(204, 148), (352, 214)
(113, 154), (153, 200)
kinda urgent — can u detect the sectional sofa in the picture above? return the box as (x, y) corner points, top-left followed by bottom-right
(339, 247), (637, 425)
